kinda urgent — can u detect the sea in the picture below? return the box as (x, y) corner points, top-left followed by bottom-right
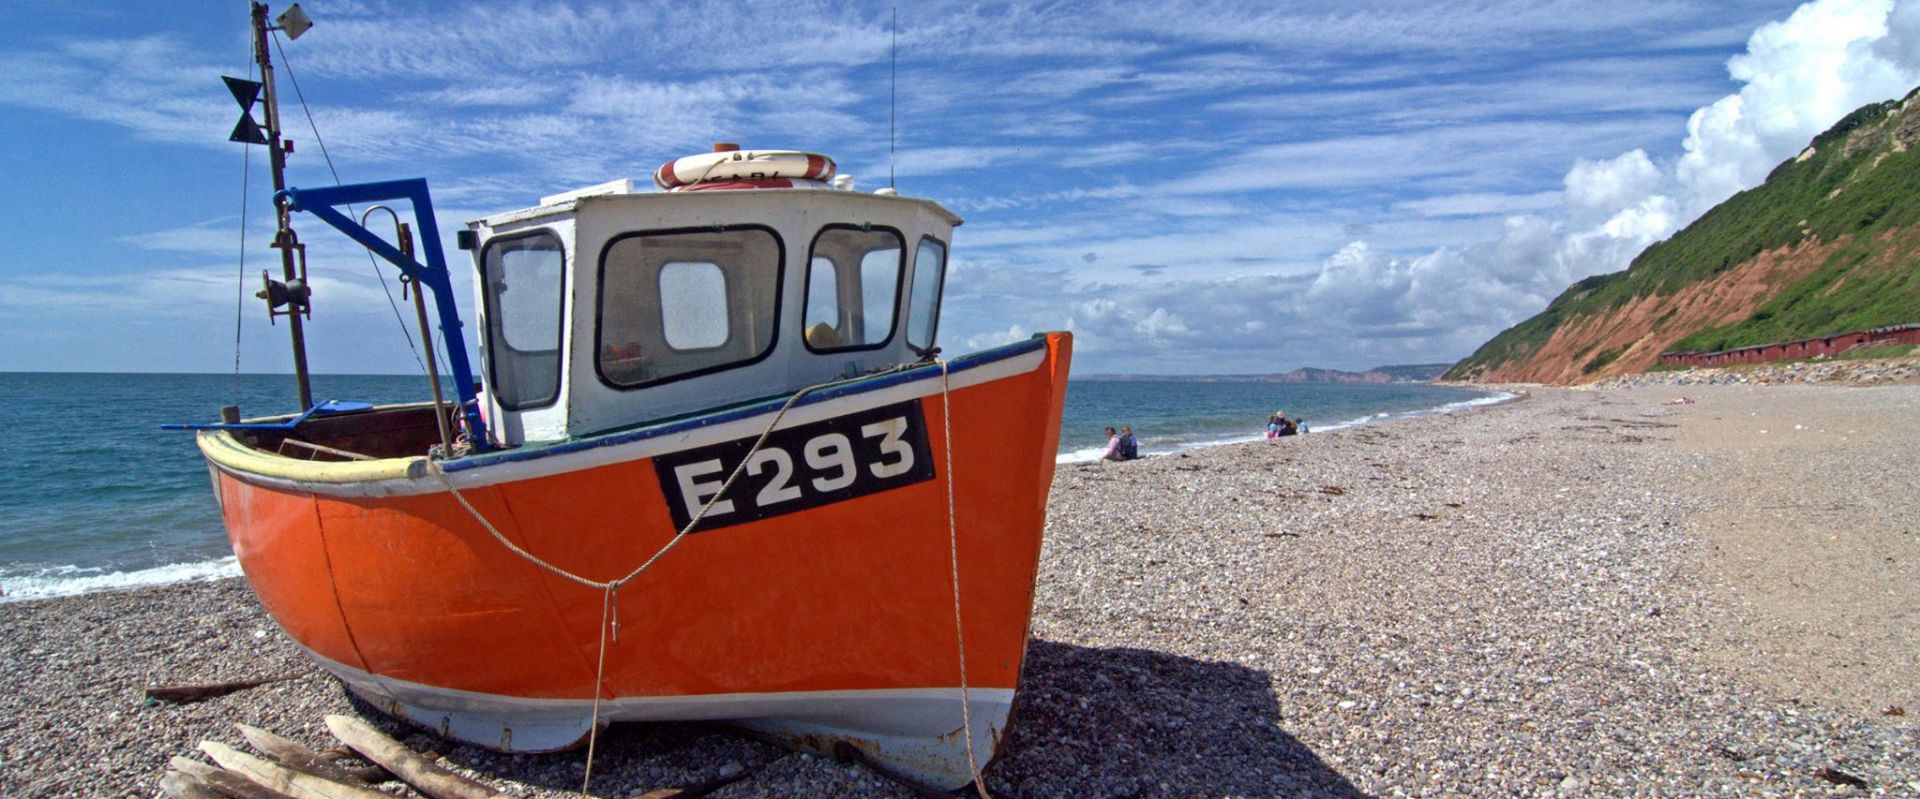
(0, 372), (1503, 603)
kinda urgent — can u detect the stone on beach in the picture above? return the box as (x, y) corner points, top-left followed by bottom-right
(1, 384), (1916, 797)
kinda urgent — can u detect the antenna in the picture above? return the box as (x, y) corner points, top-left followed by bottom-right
(890, 6), (897, 190)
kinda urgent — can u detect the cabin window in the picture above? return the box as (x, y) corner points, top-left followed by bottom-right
(597, 227), (783, 388)
(907, 237), (947, 353)
(480, 231), (566, 410)
(802, 226), (904, 352)
(659, 262), (729, 349)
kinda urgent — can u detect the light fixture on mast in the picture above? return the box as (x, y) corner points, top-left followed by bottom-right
(225, 1), (318, 410)
(274, 4), (312, 40)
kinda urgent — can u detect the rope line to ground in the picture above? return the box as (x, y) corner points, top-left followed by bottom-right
(938, 358), (991, 799)
(423, 359), (981, 797)
(427, 376), (819, 796)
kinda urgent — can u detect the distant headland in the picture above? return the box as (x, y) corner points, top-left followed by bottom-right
(1080, 363), (1454, 384)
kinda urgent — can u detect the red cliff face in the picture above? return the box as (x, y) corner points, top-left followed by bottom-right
(1470, 236), (1846, 384)
(1450, 87), (1920, 386)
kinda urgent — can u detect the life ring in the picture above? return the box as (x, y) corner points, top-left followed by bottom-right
(669, 178), (832, 192)
(653, 150), (835, 189)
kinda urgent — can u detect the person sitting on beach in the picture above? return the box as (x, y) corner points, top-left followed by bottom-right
(1118, 426), (1139, 460)
(1101, 426), (1124, 461)
(1268, 409), (1298, 438)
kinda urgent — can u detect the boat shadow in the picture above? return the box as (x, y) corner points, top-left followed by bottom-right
(370, 638), (1369, 798)
(991, 638), (1370, 798)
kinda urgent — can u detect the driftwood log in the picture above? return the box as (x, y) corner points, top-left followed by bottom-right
(198, 741), (392, 799)
(168, 756), (299, 799)
(633, 768), (754, 799)
(324, 714), (509, 799)
(160, 770), (228, 799)
(143, 674), (303, 705)
(236, 724), (385, 786)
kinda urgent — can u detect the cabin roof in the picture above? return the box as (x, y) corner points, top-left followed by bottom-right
(468, 186), (965, 230)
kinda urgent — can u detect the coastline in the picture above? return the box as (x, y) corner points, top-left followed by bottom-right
(3, 384), (1916, 796)
(1055, 383), (1515, 464)
(3, 384), (1513, 602)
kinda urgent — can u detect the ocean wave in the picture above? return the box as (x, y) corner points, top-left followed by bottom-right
(1057, 431), (1270, 464)
(1056, 445), (1113, 464)
(0, 557), (242, 603)
(1054, 391), (1516, 464)
(1410, 392), (1518, 415)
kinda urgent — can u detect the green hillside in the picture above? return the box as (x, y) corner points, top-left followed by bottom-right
(1446, 87), (1920, 380)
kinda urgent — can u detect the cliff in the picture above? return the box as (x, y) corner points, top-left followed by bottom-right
(1445, 87), (1920, 384)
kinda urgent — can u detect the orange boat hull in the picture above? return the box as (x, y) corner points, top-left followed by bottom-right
(201, 334), (1071, 787)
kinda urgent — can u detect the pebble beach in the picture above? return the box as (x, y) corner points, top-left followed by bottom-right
(3, 381), (1917, 797)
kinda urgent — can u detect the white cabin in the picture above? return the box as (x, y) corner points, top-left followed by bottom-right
(462, 181), (959, 447)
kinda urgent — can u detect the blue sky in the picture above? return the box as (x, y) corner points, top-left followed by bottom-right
(3, 0), (1918, 376)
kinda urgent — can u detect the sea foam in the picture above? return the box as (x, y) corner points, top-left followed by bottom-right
(1054, 391), (1517, 464)
(0, 557), (242, 603)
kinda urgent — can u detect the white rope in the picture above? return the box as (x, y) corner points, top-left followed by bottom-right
(426, 378), (831, 797)
(937, 357), (991, 799)
(581, 586), (614, 795)
(423, 359), (962, 795)
(426, 378), (824, 592)
(422, 358), (981, 795)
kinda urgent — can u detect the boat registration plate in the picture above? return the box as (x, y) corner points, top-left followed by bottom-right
(654, 401), (936, 532)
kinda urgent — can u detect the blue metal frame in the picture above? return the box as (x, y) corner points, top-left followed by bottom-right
(278, 179), (490, 450)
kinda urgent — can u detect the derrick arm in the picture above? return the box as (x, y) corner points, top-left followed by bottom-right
(278, 179), (490, 452)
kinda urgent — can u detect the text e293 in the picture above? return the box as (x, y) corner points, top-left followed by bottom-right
(652, 400), (937, 532)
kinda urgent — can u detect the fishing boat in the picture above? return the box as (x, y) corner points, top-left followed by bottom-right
(178, 5), (1071, 790)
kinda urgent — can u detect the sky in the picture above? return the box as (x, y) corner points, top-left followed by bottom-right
(3, 0), (1920, 377)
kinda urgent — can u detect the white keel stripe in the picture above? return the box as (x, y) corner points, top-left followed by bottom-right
(303, 646), (1014, 789)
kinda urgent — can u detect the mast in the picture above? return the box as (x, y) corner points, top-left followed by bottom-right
(251, 1), (315, 409)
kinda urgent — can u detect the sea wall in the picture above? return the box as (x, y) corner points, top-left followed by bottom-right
(1595, 356), (1920, 389)
(1658, 323), (1920, 367)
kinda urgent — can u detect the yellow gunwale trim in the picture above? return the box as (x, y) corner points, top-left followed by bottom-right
(197, 429), (427, 484)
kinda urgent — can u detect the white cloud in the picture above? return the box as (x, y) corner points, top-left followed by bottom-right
(1677, 0), (1920, 215)
(123, 222), (245, 255)
(9, 0), (1919, 375)
(1396, 191), (1564, 219)
(962, 324), (1030, 351)
(406, 82), (562, 108)
(888, 146), (1033, 178)
(1252, 0), (1920, 370)
(1564, 150), (1665, 225)
(0, 266), (394, 318)
(0, 36), (230, 147)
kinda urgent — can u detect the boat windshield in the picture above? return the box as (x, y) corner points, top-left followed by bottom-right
(482, 232), (566, 409)
(907, 238), (947, 352)
(803, 226), (904, 352)
(597, 227), (783, 388)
